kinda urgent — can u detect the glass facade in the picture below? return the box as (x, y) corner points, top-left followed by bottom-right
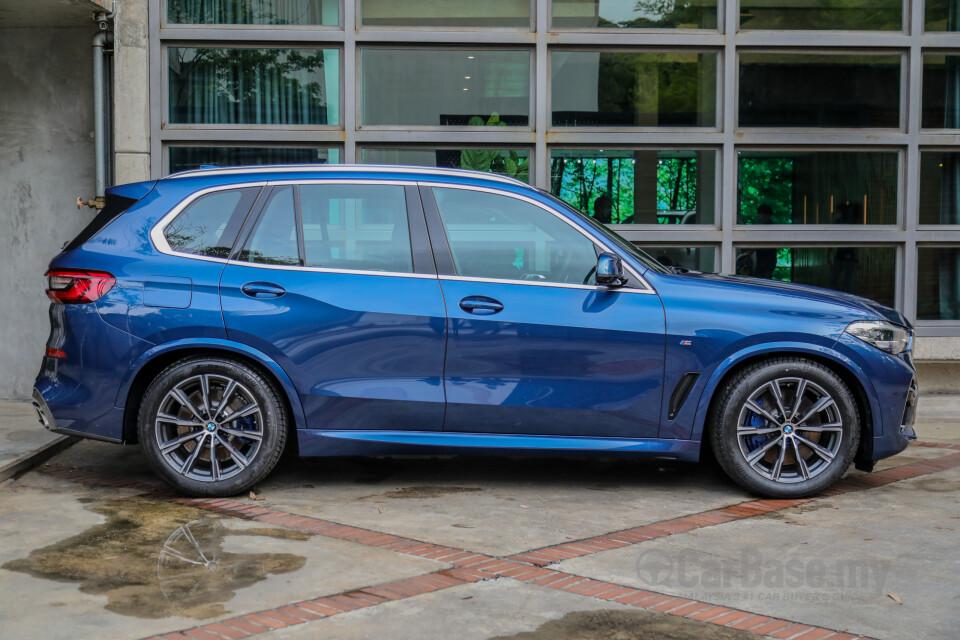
(551, 51), (717, 127)
(361, 49), (530, 127)
(922, 54), (960, 129)
(737, 151), (898, 225)
(551, 0), (718, 30)
(168, 47), (339, 125)
(169, 146), (339, 174)
(154, 0), (960, 334)
(361, 148), (531, 182)
(739, 0), (902, 31)
(739, 53), (901, 128)
(550, 149), (716, 224)
(167, 0), (338, 25)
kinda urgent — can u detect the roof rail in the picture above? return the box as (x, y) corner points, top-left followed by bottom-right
(164, 164), (528, 187)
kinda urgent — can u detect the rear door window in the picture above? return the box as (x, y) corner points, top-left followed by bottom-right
(300, 184), (413, 273)
(163, 187), (260, 257)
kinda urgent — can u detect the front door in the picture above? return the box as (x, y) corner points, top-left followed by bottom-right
(220, 182), (446, 431)
(425, 185), (666, 438)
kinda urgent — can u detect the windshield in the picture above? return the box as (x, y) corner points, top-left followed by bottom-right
(536, 190), (672, 275)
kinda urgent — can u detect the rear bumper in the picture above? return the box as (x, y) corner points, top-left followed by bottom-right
(32, 386), (124, 443)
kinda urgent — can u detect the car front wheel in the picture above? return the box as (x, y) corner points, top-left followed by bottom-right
(138, 356), (287, 497)
(710, 357), (860, 498)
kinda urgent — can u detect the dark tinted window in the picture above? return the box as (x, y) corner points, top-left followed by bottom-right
(739, 53), (901, 128)
(300, 184), (413, 273)
(163, 187), (259, 257)
(239, 186), (300, 265)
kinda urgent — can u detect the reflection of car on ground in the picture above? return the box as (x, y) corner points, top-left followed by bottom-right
(33, 165), (917, 500)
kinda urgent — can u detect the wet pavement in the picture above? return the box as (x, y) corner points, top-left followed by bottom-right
(0, 401), (958, 640)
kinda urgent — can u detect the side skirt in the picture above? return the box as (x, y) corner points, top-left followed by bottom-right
(297, 430), (701, 461)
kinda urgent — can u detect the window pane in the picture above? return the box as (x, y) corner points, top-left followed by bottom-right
(361, 49), (530, 127)
(361, 0), (529, 27)
(552, 0), (718, 29)
(361, 147), (531, 182)
(550, 149), (717, 224)
(739, 53), (900, 128)
(635, 245), (715, 272)
(167, 0), (338, 25)
(922, 54), (960, 129)
(925, 0), (960, 31)
(300, 184), (413, 273)
(552, 51), (717, 127)
(919, 151), (960, 225)
(240, 186), (300, 265)
(735, 246), (896, 307)
(433, 187), (598, 284)
(918, 248), (960, 319)
(739, 0), (901, 30)
(737, 151), (898, 225)
(164, 188), (260, 257)
(168, 47), (339, 125)
(169, 146), (339, 174)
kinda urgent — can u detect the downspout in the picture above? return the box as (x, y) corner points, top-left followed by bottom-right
(79, 7), (116, 211)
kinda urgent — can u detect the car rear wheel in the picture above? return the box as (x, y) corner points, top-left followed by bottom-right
(138, 357), (287, 497)
(710, 357), (860, 498)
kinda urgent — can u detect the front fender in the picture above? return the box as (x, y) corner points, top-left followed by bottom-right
(690, 341), (881, 445)
(116, 338), (307, 430)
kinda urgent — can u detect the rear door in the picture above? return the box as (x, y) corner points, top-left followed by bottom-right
(219, 181), (447, 432)
(422, 184), (666, 439)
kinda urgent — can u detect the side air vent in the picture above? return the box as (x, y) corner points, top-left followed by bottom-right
(668, 372), (700, 420)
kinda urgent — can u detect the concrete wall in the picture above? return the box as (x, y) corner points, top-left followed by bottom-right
(113, 0), (151, 184)
(0, 27), (97, 399)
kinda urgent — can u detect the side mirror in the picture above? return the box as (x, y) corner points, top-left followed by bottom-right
(596, 252), (627, 287)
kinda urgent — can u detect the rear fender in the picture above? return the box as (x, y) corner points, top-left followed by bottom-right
(117, 338), (307, 430)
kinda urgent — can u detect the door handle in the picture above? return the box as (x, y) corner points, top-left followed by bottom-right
(241, 282), (286, 298)
(459, 296), (504, 315)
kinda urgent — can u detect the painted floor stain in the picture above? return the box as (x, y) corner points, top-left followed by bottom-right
(489, 609), (759, 640)
(3, 496), (309, 620)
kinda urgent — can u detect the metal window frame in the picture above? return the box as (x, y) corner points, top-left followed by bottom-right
(146, 0), (960, 334)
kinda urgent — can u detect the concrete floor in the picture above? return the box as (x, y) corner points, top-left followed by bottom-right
(0, 399), (957, 640)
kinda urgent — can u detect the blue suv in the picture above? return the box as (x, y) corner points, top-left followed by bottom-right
(32, 165), (918, 498)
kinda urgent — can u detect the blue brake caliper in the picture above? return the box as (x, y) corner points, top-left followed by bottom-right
(744, 399), (769, 452)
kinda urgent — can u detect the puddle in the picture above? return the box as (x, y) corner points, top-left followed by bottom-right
(360, 486), (484, 499)
(489, 609), (757, 640)
(3, 496), (308, 620)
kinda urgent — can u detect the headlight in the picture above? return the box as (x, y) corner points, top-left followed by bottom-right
(845, 320), (911, 355)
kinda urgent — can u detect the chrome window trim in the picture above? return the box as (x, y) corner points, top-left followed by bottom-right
(151, 181), (269, 264)
(224, 259), (437, 279)
(438, 274), (656, 294)
(419, 181), (656, 293)
(166, 163), (528, 187)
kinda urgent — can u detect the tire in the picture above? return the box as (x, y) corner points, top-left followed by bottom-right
(138, 356), (287, 497)
(709, 357), (860, 498)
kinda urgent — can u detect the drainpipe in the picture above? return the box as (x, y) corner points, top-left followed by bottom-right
(79, 7), (116, 211)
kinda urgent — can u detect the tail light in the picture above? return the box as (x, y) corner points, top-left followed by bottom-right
(45, 269), (115, 304)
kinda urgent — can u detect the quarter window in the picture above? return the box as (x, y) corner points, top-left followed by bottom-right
(432, 187), (599, 285)
(163, 187), (260, 257)
(300, 184), (413, 273)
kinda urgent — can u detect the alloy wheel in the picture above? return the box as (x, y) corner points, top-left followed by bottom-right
(155, 374), (264, 482)
(735, 377), (844, 484)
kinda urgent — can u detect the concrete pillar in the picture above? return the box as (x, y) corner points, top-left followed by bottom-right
(113, 0), (151, 184)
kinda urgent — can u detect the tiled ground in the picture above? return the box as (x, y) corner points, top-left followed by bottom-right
(1, 434), (957, 640)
